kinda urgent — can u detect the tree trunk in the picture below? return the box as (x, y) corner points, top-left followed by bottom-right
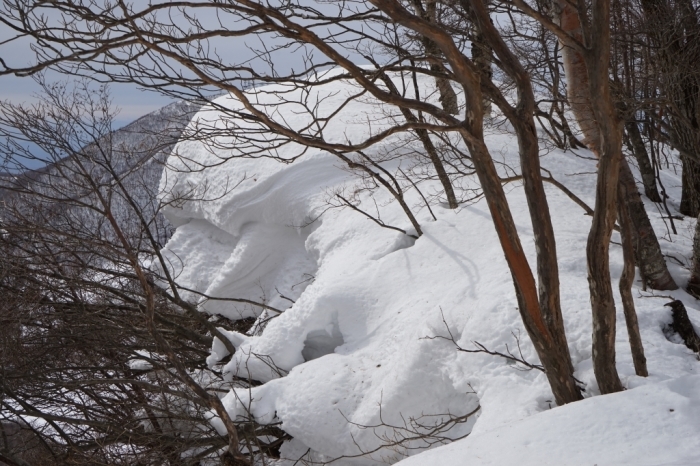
(557, 0), (677, 292)
(680, 155), (700, 217)
(434, 73), (459, 116)
(467, 136), (582, 404)
(467, 0), (582, 404)
(472, 29), (493, 116)
(581, 0), (625, 395)
(665, 300), (700, 353)
(377, 72), (459, 209)
(586, 132), (625, 394)
(557, 3), (602, 153)
(379, 0), (583, 405)
(618, 181), (649, 377)
(625, 121), (661, 202)
(687, 212), (700, 296)
(618, 159), (678, 290)
(421, 0), (460, 115)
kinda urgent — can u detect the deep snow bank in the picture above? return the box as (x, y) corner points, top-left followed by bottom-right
(396, 375), (700, 466)
(159, 71), (700, 464)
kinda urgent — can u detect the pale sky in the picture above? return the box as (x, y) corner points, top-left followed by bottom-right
(0, 4), (343, 127)
(0, 1), (376, 123)
(1, 73), (174, 127)
(0, 28), (173, 127)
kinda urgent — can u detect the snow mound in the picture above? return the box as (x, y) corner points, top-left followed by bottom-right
(396, 375), (700, 466)
(159, 71), (700, 464)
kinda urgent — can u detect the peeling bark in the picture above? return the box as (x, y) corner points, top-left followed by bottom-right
(556, 0), (677, 292)
(557, 2), (602, 152)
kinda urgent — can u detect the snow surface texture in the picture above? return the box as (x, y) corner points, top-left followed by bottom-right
(159, 70), (700, 465)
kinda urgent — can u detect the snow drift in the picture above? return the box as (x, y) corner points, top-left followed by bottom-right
(159, 70), (700, 464)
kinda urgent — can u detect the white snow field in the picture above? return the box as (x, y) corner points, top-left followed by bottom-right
(159, 70), (700, 465)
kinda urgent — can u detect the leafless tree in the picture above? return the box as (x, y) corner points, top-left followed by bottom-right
(2, 0), (688, 444)
(0, 80), (290, 465)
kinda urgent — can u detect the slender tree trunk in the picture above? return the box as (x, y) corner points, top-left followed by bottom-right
(618, 182), (649, 377)
(625, 121), (661, 202)
(378, 71), (459, 209)
(586, 137), (625, 394)
(472, 29), (493, 116)
(468, 0), (582, 404)
(512, 114), (582, 403)
(680, 155), (700, 217)
(638, 0), (700, 286)
(416, 127), (459, 209)
(466, 135), (583, 405)
(618, 159), (678, 290)
(687, 212), (700, 296)
(419, 0), (460, 115)
(586, 131), (625, 393)
(434, 73), (459, 116)
(583, 0), (625, 394)
(666, 300), (700, 352)
(556, 0), (677, 292)
(378, 0), (582, 405)
(557, 2), (602, 152)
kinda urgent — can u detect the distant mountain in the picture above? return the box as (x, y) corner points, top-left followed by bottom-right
(1, 99), (201, 246)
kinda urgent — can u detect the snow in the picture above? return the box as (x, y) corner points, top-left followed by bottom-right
(159, 70), (700, 464)
(396, 375), (700, 466)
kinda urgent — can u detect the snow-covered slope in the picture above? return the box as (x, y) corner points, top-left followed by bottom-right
(159, 71), (700, 465)
(397, 375), (700, 466)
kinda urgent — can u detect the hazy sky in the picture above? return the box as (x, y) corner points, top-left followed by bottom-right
(0, 1), (373, 123)
(0, 28), (173, 128)
(0, 8), (204, 126)
(1, 73), (174, 127)
(0, 2), (370, 129)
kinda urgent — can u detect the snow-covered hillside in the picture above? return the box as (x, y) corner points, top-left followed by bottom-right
(159, 71), (700, 465)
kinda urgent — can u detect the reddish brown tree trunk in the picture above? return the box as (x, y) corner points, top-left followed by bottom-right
(467, 0), (582, 404)
(557, 3), (602, 152)
(583, 0), (625, 395)
(557, 0), (677, 293)
(375, 0), (583, 405)
(618, 181), (649, 377)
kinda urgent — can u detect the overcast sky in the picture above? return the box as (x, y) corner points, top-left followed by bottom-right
(0, 27), (173, 128)
(0, 10), (194, 127)
(0, 2), (374, 125)
(1, 73), (174, 127)
(0, 5), (334, 128)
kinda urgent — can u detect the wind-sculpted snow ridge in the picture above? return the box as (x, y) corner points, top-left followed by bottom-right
(159, 70), (700, 465)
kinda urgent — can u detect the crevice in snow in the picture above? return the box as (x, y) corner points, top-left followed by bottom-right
(301, 319), (344, 361)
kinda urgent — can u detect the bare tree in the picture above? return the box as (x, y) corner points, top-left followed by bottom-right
(5, 0), (692, 446)
(0, 81), (291, 465)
